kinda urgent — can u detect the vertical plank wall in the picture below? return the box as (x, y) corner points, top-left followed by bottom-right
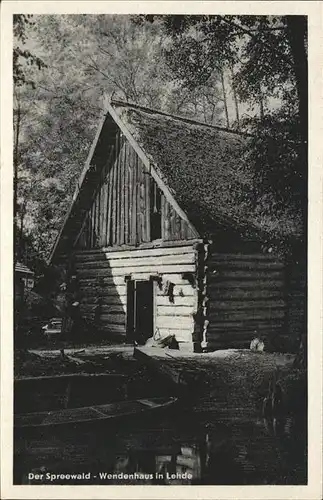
(76, 130), (196, 249)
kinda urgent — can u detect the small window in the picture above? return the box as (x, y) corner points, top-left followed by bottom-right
(150, 180), (162, 240)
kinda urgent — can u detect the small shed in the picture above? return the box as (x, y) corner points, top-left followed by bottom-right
(15, 262), (35, 297)
(14, 261), (35, 331)
(49, 100), (305, 352)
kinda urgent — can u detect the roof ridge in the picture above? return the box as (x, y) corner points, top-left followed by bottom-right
(110, 99), (251, 138)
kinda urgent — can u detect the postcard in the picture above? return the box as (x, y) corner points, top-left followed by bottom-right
(1, 1), (322, 499)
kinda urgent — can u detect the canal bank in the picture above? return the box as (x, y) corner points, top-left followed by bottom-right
(16, 345), (306, 419)
(134, 346), (306, 418)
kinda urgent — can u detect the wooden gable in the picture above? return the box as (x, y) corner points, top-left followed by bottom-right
(50, 103), (198, 263)
(74, 120), (197, 250)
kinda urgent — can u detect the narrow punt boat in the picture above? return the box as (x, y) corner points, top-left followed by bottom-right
(15, 397), (178, 430)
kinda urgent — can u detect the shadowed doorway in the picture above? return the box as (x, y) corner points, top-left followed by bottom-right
(127, 280), (154, 344)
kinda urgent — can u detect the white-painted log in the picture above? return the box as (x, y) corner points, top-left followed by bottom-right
(156, 305), (194, 317)
(77, 263), (195, 278)
(156, 316), (193, 330)
(156, 296), (196, 307)
(156, 284), (196, 297)
(74, 244), (196, 261)
(75, 253), (196, 270)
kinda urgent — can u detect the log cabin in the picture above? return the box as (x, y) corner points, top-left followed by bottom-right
(49, 99), (306, 353)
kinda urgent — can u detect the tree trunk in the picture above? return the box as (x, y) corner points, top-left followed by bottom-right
(14, 99), (21, 219)
(258, 83), (265, 121)
(14, 98), (22, 262)
(220, 68), (230, 128)
(259, 96), (264, 121)
(19, 202), (26, 262)
(230, 65), (240, 129)
(285, 16), (308, 145)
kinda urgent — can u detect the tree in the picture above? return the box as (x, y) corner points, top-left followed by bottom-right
(13, 14), (47, 88)
(13, 15), (47, 264)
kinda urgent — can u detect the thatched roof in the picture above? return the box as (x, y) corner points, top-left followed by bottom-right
(112, 101), (302, 242)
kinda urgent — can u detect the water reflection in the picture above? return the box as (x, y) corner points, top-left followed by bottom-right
(15, 411), (306, 485)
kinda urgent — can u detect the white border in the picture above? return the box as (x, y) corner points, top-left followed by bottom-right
(1, 2), (322, 499)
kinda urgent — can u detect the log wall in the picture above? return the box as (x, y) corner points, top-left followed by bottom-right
(204, 250), (288, 350)
(75, 130), (196, 250)
(73, 243), (198, 345)
(285, 255), (306, 353)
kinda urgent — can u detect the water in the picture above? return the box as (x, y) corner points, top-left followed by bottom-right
(14, 409), (307, 485)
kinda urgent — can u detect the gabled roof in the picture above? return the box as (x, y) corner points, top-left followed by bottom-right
(49, 98), (302, 262)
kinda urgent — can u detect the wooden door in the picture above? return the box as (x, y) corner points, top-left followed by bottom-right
(126, 280), (154, 344)
(135, 281), (154, 343)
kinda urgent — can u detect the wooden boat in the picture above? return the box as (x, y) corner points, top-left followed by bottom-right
(15, 397), (177, 430)
(14, 373), (129, 414)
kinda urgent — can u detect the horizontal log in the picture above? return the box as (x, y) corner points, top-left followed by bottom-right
(81, 303), (196, 318)
(209, 270), (283, 281)
(156, 316), (194, 330)
(161, 274), (197, 285)
(210, 300), (286, 311)
(207, 321), (285, 336)
(207, 340), (253, 349)
(74, 244), (197, 262)
(157, 306), (194, 317)
(81, 296), (127, 306)
(207, 327), (283, 338)
(207, 326), (283, 338)
(208, 310), (286, 321)
(156, 296), (197, 307)
(79, 276), (126, 286)
(286, 291), (306, 297)
(80, 283), (195, 299)
(210, 253), (281, 262)
(207, 289), (283, 300)
(208, 280), (284, 290)
(79, 284), (127, 296)
(208, 260), (284, 270)
(208, 316), (285, 325)
(206, 335), (254, 344)
(99, 324), (127, 335)
(80, 304), (126, 314)
(156, 284), (196, 298)
(100, 313), (125, 325)
(80, 284), (195, 300)
(288, 312), (304, 319)
(76, 264), (195, 278)
(79, 274), (197, 287)
(75, 253), (195, 270)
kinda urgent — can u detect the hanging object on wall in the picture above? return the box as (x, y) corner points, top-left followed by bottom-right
(181, 272), (196, 288)
(149, 274), (163, 290)
(163, 280), (175, 303)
